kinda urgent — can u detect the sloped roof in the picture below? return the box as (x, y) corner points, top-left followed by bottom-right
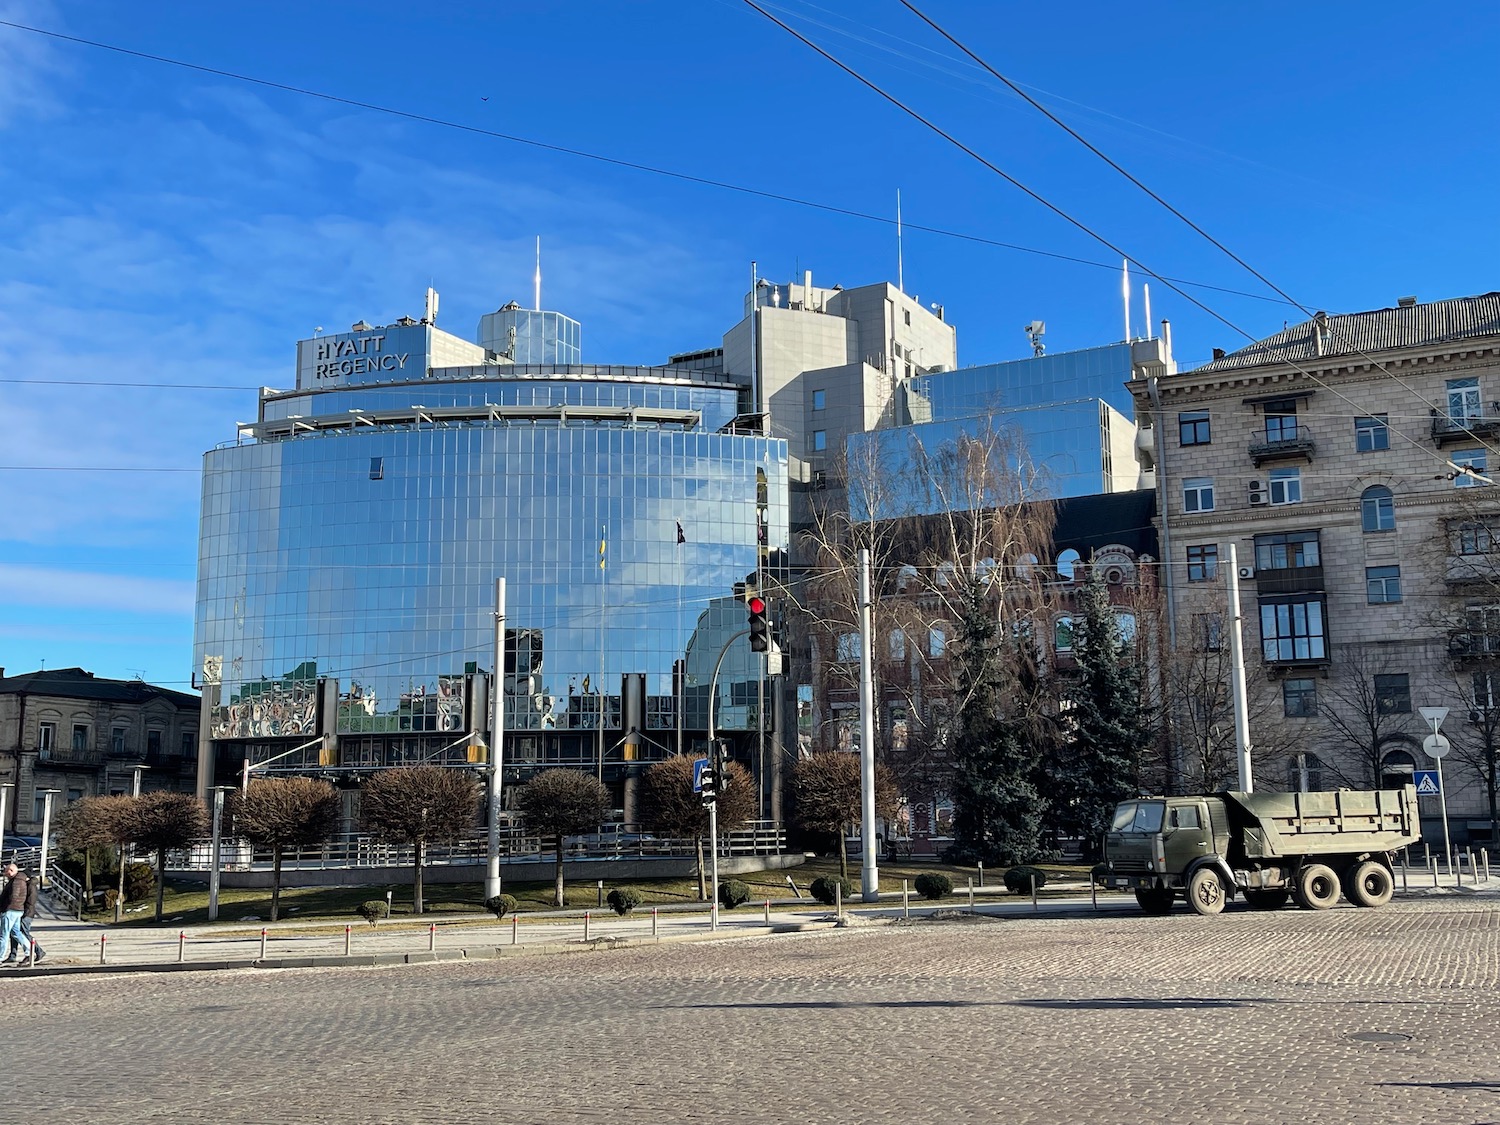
(1198, 292), (1500, 373)
(0, 667), (199, 710)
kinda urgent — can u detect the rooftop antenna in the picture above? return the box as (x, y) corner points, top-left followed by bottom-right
(424, 286), (439, 326)
(1142, 283), (1152, 342)
(534, 236), (542, 311)
(1024, 320), (1046, 358)
(896, 188), (904, 294)
(1121, 259), (1131, 342)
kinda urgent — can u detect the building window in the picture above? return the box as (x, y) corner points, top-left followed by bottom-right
(1054, 616), (1075, 652)
(1263, 399), (1299, 443)
(1447, 376), (1482, 423)
(812, 430), (827, 452)
(1472, 670), (1497, 710)
(1194, 612), (1223, 651)
(72, 724), (88, 753)
(1366, 565), (1402, 604)
(1380, 747), (1417, 791)
(147, 730), (163, 756)
(1183, 477), (1215, 513)
(1452, 448), (1488, 487)
(1116, 612), (1138, 644)
(1361, 485), (1395, 532)
(1254, 530), (1320, 571)
(835, 633), (859, 663)
(1056, 548), (1081, 581)
(1260, 598), (1326, 662)
(181, 732), (195, 757)
(888, 629), (907, 661)
(1186, 544), (1218, 582)
(1268, 467), (1302, 505)
(1288, 753), (1323, 791)
(33, 796), (46, 822)
(1375, 673), (1412, 715)
(1283, 678), (1318, 717)
(37, 721), (55, 755)
(1178, 411), (1211, 446)
(369, 456), (384, 480)
(812, 389), (825, 411)
(928, 625), (947, 658)
(111, 727), (128, 755)
(903, 309), (912, 326)
(1458, 521), (1495, 555)
(1355, 415), (1389, 452)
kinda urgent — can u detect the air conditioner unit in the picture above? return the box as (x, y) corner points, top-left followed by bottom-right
(1237, 565), (1256, 580)
(1470, 709), (1485, 724)
(1248, 480), (1269, 506)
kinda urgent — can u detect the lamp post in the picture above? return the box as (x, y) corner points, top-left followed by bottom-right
(131, 763), (149, 798)
(0, 781), (13, 852)
(36, 788), (60, 889)
(207, 785), (236, 922)
(1418, 706), (1454, 879)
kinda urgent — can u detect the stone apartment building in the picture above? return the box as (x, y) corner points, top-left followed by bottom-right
(1131, 292), (1500, 843)
(0, 668), (201, 834)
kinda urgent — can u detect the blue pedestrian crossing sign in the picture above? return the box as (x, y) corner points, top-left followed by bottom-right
(1414, 770), (1441, 796)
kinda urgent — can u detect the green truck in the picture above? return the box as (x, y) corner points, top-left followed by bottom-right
(1102, 785), (1421, 915)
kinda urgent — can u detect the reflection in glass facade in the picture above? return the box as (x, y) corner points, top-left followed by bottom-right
(905, 341), (1138, 420)
(478, 307), (582, 365)
(196, 318), (785, 799)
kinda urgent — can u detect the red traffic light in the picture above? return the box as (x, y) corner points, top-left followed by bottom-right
(746, 595), (766, 615)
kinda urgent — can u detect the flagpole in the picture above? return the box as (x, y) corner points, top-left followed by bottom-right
(676, 520), (684, 757)
(598, 522), (606, 781)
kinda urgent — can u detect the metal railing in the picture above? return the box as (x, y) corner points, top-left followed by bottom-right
(43, 865), (83, 919)
(167, 820), (786, 872)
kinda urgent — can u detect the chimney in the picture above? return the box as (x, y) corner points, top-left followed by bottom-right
(1212, 348), (1226, 361)
(1313, 311), (1330, 356)
(1398, 295), (1417, 308)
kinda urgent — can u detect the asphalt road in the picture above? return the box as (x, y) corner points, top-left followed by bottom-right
(10, 897), (1500, 1124)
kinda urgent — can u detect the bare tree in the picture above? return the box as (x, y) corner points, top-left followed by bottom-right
(230, 778), (343, 921)
(637, 755), (755, 900)
(1317, 644), (1419, 789)
(789, 752), (899, 880)
(127, 792), (209, 921)
(360, 766), (481, 915)
(514, 769), (611, 907)
(57, 794), (134, 908)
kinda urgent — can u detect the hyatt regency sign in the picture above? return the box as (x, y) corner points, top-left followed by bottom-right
(296, 325), (425, 389)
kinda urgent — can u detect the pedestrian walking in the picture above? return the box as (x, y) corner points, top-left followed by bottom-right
(0, 860), (31, 964)
(18, 864), (44, 963)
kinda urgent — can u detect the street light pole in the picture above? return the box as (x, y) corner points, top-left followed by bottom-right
(0, 781), (12, 850)
(485, 577), (507, 901)
(1418, 706), (1454, 879)
(37, 789), (60, 889)
(131, 763), (149, 798)
(207, 785), (234, 922)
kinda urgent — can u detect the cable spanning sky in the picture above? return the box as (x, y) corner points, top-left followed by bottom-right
(1, 0), (1496, 685)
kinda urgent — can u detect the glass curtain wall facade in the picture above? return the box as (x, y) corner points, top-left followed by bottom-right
(196, 349), (785, 801)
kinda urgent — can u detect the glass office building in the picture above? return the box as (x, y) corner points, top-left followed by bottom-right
(195, 312), (785, 804)
(847, 340), (1156, 517)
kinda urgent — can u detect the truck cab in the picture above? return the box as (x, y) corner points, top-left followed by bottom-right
(1103, 796), (1233, 914)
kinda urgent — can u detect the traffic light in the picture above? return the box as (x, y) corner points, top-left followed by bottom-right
(699, 757), (718, 803)
(747, 595), (770, 653)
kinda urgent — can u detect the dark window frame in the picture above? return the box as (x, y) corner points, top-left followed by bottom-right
(1178, 410), (1211, 446)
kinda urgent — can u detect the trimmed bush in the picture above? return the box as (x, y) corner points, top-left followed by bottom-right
(124, 861), (156, 902)
(809, 875), (852, 906)
(484, 893), (518, 920)
(913, 872), (952, 900)
(356, 899), (390, 926)
(1004, 866), (1048, 895)
(606, 886), (644, 916)
(718, 880), (751, 910)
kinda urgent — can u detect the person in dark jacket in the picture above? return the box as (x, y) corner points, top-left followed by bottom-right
(0, 861), (31, 963)
(18, 866), (43, 963)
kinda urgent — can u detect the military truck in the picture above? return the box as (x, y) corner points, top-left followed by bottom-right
(1101, 785), (1420, 916)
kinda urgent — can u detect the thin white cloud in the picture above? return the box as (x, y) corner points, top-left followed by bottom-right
(0, 565), (195, 615)
(0, 1), (65, 127)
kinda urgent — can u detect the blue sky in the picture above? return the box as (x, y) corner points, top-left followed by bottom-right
(2, 0), (1497, 688)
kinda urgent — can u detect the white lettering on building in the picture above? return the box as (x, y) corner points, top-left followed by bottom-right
(312, 334), (410, 379)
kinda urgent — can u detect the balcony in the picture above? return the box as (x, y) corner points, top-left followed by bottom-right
(1254, 564), (1325, 596)
(1445, 554), (1500, 588)
(1249, 426), (1316, 466)
(1432, 411), (1500, 447)
(36, 747), (103, 769)
(1448, 630), (1500, 659)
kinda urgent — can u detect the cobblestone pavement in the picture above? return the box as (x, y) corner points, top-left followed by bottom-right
(9, 898), (1500, 1125)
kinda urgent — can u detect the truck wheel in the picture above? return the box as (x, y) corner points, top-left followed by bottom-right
(1186, 868), (1226, 916)
(1134, 887), (1174, 915)
(1243, 889), (1289, 911)
(1345, 861), (1394, 908)
(1295, 864), (1340, 910)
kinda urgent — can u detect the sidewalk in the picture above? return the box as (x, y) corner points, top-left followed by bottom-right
(10, 875), (1495, 978)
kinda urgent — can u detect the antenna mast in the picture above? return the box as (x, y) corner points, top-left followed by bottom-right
(896, 189), (904, 294)
(534, 236), (542, 311)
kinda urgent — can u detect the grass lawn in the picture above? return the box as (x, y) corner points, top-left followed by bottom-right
(86, 855), (1097, 928)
